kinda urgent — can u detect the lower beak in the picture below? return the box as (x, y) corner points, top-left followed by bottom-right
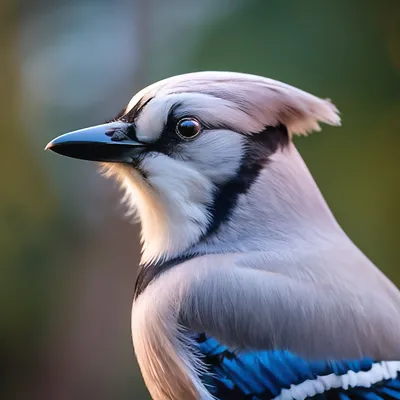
(45, 122), (146, 163)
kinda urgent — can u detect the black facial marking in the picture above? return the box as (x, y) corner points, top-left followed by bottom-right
(125, 124), (141, 141)
(112, 95), (154, 123)
(127, 96), (154, 122)
(141, 102), (185, 155)
(203, 124), (289, 237)
(134, 254), (197, 299)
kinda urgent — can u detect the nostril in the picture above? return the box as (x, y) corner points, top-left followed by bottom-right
(109, 128), (131, 142)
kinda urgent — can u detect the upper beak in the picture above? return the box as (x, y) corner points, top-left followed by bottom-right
(45, 121), (146, 163)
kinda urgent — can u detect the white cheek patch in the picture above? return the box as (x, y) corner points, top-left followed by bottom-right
(179, 130), (245, 185)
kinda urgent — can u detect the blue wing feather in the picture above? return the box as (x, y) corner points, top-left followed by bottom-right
(194, 333), (400, 400)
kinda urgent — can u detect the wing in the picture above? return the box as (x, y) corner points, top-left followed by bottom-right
(195, 333), (400, 400)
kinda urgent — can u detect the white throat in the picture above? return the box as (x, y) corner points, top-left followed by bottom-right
(113, 155), (215, 265)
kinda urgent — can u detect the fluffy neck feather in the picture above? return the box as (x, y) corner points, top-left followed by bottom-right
(110, 157), (214, 265)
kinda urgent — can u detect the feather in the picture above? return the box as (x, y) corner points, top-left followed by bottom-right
(195, 333), (400, 400)
(125, 71), (341, 137)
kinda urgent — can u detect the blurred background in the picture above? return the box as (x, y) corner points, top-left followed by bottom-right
(1, 0), (399, 398)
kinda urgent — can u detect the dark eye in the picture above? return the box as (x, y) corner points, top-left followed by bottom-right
(176, 118), (201, 140)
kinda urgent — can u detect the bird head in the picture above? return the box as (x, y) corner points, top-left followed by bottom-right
(46, 71), (340, 265)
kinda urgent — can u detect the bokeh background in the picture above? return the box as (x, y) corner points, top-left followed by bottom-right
(1, 0), (399, 399)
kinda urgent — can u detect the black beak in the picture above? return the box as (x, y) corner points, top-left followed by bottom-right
(45, 122), (146, 163)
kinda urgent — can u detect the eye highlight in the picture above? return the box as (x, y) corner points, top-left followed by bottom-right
(176, 118), (201, 140)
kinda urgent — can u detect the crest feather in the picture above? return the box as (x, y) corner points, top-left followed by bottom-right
(125, 71), (341, 136)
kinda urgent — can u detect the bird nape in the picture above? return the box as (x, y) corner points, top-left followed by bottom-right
(46, 71), (400, 400)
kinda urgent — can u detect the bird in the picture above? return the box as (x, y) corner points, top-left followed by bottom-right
(46, 71), (400, 400)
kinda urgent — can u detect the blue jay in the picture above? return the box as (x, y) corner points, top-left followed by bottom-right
(46, 72), (400, 400)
